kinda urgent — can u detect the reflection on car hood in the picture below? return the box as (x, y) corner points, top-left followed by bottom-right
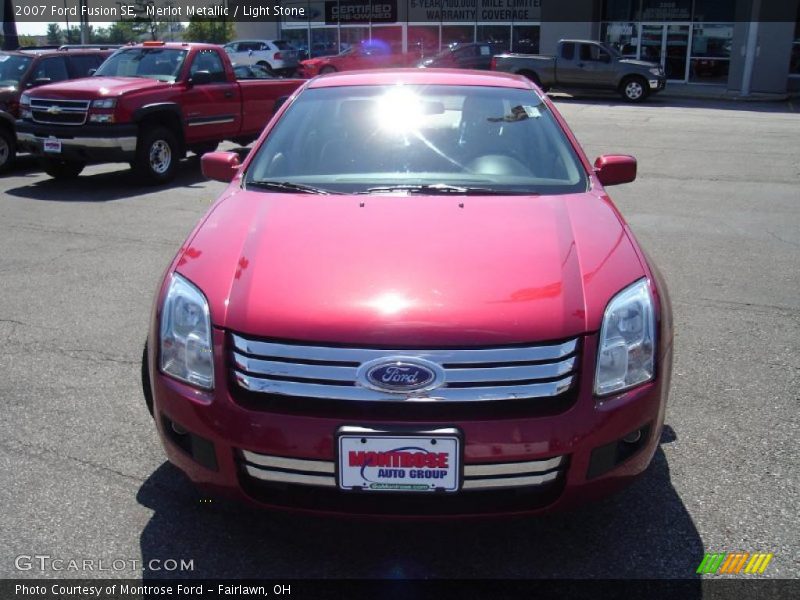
(175, 191), (645, 345)
(24, 76), (165, 98)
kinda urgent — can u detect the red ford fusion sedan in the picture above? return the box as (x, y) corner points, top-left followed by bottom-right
(143, 69), (673, 517)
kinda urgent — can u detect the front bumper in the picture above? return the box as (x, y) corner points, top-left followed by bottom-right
(649, 78), (667, 92)
(16, 120), (137, 163)
(149, 330), (671, 517)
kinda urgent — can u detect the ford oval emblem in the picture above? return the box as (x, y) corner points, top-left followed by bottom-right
(357, 357), (444, 393)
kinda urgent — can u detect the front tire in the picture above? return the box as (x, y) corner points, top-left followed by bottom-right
(518, 70), (548, 92)
(141, 342), (154, 417)
(135, 126), (179, 184)
(620, 76), (649, 103)
(41, 158), (85, 179)
(0, 127), (16, 174)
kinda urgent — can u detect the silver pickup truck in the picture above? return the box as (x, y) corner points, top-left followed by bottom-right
(491, 39), (666, 103)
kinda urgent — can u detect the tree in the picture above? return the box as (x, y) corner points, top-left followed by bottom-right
(17, 35), (38, 48)
(183, 16), (235, 44)
(105, 21), (139, 44)
(46, 23), (64, 46)
(127, 0), (166, 41)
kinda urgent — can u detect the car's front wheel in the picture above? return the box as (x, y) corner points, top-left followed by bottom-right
(41, 158), (85, 179)
(135, 126), (179, 184)
(0, 127), (16, 174)
(141, 341), (154, 417)
(620, 76), (649, 103)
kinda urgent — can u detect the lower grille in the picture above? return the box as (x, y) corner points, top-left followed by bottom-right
(237, 450), (567, 515)
(239, 450), (565, 491)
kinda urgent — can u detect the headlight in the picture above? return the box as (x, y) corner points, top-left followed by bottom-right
(594, 279), (655, 396)
(159, 273), (214, 390)
(91, 98), (116, 109)
(649, 67), (662, 76)
(20, 93), (30, 106)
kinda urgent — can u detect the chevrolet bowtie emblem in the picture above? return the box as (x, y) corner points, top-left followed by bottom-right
(46, 106), (62, 114)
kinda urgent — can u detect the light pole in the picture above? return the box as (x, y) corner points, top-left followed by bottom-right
(79, 0), (89, 44)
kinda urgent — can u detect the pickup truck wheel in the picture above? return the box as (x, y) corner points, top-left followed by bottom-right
(518, 70), (547, 92)
(320, 66), (336, 75)
(136, 126), (179, 184)
(0, 128), (16, 174)
(41, 158), (85, 179)
(621, 76), (648, 103)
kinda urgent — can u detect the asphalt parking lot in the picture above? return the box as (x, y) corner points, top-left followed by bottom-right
(0, 96), (797, 581)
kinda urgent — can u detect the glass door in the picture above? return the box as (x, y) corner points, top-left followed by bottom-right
(639, 23), (690, 81)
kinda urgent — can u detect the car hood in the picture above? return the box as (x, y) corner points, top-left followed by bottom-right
(619, 58), (660, 69)
(25, 77), (166, 99)
(175, 190), (646, 346)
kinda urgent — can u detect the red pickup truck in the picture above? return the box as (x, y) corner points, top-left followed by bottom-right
(16, 42), (303, 183)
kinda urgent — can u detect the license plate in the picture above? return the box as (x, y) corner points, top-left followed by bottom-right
(43, 138), (61, 153)
(337, 428), (460, 493)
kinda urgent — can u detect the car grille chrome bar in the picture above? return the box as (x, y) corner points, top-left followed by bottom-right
(30, 98), (90, 126)
(240, 450), (565, 490)
(232, 334), (577, 364)
(231, 333), (578, 403)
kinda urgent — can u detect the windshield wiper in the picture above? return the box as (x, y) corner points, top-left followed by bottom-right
(247, 180), (339, 195)
(359, 184), (535, 195)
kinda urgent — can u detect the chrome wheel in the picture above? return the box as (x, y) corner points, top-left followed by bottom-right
(149, 140), (172, 175)
(625, 80), (644, 101)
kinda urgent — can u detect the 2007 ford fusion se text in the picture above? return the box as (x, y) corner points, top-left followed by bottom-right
(142, 68), (673, 517)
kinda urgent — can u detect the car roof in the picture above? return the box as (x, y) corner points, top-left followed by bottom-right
(307, 68), (536, 90)
(11, 48), (111, 57)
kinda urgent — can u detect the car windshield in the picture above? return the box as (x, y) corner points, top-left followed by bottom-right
(94, 48), (187, 82)
(0, 54), (33, 87)
(245, 84), (587, 195)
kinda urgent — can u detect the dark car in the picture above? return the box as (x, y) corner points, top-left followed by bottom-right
(417, 43), (499, 70)
(0, 46), (115, 172)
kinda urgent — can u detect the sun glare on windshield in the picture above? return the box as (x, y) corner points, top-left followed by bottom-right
(376, 87), (425, 135)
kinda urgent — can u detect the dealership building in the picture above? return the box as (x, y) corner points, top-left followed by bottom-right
(235, 0), (800, 94)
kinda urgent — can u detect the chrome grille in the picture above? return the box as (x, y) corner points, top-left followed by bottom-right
(30, 98), (90, 125)
(231, 333), (578, 402)
(239, 449), (565, 490)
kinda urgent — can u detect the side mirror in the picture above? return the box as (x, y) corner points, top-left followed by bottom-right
(88, 68), (97, 76)
(201, 151), (240, 182)
(594, 155), (637, 186)
(189, 70), (212, 86)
